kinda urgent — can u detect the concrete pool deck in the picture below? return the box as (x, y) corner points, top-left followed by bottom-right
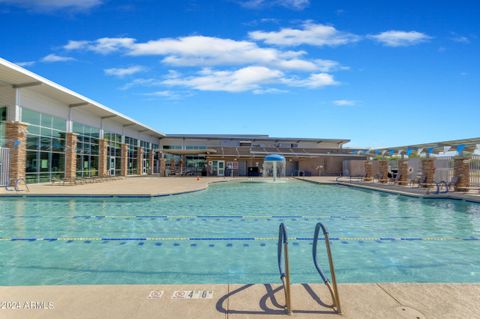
(0, 177), (238, 198)
(297, 177), (480, 203)
(1, 283), (479, 319)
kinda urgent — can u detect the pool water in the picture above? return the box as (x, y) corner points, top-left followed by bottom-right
(1, 180), (480, 285)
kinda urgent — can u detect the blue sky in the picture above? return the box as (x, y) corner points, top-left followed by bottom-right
(0, 0), (478, 147)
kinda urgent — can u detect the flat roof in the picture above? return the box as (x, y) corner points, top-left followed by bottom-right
(165, 134), (350, 144)
(0, 57), (165, 138)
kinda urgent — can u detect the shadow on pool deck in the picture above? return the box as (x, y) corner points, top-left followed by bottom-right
(216, 284), (336, 316)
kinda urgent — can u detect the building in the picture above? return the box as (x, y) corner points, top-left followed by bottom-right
(161, 134), (363, 177)
(0, 57), (364, 186)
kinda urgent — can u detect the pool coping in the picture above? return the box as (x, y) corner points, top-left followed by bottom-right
(0, 179), (234, 199)
(295, 177), (480, 204)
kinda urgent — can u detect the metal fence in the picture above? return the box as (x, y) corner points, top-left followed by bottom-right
(434, 156), (454, 182)
(0, 147), (9, 186)
(470, 155), (480, 187)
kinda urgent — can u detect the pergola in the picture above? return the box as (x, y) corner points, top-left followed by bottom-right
(368, 137), (480, 157)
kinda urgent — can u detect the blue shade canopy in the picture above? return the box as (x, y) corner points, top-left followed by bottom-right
(264, 154), (285, 162)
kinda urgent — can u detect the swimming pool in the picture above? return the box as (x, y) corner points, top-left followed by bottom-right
(1, 180), (479, 285)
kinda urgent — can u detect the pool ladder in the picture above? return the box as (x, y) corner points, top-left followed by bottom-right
(277, 222), (341, 315)
(278, 223), (293, 314)
(312, 222), (341, 314)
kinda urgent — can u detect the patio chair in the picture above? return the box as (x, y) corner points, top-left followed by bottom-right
(443, 176), (458, 192)
(415, 176), (442, 194)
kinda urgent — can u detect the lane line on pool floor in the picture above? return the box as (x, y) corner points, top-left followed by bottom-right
(1, 236), (478, 242)
(0, 215), (425, 220)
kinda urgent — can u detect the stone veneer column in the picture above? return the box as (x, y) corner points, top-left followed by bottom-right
(120, 143), (128, 176)
(421, 158), (435, 185)
(98, 139), (108, 177)
(65, 132), (77, 180)
(378, 160), (389, 183)
(160, 156), (166, 177)
(364, 160), (373, 181)
(398, 159), (409, 185)
(453, 157), (470, 191)
(6, 121), (27, 186)
(149, 149), (155, 175)
(137, 147), (144, 175)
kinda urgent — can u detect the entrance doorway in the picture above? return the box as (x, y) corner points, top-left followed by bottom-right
(109, 156), (115, 176)
(143, 158), (147, 175)
(211, 160), (225, 176)
(218, 160), (225, 176)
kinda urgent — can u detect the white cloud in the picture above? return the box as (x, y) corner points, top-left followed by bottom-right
(0, 0), (102, 11)
(64, 35), (337, 72)
(41, 54), (75, 63)
(369, 30), (431, 47)
(240, 0), (310, 10)
(253, 88), (288, 94)
(120, 78), (164, 90)
(333, 99), (356, 106)
(314, 59), (348, 72)
(450, 35), (470, 44)
(15, 61), (35, 67)
(128, 36), (317, 71)
(162, 66), (283, 93)
(63, 40), (90, 50)
(104, 65), (145, 77)
(249, 22), (360, 46)
(143, 90), (192, 100)
(284, 73), (338, 88)
(160, 67), (338, 93)
(64, 37), (136, 55)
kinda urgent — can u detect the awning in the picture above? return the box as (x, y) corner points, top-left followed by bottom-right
(162, 149), (217, 155)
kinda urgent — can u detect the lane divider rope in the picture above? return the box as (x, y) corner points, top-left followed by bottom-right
(1, 236), (478, 242)
(0, 215), (423, 220)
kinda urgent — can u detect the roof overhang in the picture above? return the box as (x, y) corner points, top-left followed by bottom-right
(0, 57), (165, 139)
(162, 149), (217, 155)
(164, 134), (350, 144)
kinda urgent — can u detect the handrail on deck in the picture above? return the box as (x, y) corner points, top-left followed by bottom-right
(277, 223), (292, 315)
(312, 222), (341, 314)
(15, 178), (29, 192)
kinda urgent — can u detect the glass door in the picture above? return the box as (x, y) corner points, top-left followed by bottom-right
(143, 158), (147, 175)
(218, 160), (225, 176)
(109, 156), (115, 176)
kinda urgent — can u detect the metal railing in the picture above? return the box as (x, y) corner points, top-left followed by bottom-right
(15, 178), (30, 192)
(277, 223), (292, 315)
(0, 147), (9, 187)
(434, 156), (454, 183)
(470, 155), (480, 187)
(312, 222), (341, 314)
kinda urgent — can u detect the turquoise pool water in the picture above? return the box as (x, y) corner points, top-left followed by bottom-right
(1, 180), (480, 285)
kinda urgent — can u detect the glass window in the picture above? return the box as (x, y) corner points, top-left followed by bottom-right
(73, 122), (101, 177)
(105, 132), (123, 176)
(26, 136), (39, 150)
(22, 108), (40, 125)
(0, 106), (5, 147)
(21, 108), (66, 183)
(0, 106), (6, 121)
(26, 151), (38, 173)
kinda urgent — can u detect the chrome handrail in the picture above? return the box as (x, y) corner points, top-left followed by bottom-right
(312, 222), (341, 314)
(15, 178), (29, 192)
(278, 223), (292, 315)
